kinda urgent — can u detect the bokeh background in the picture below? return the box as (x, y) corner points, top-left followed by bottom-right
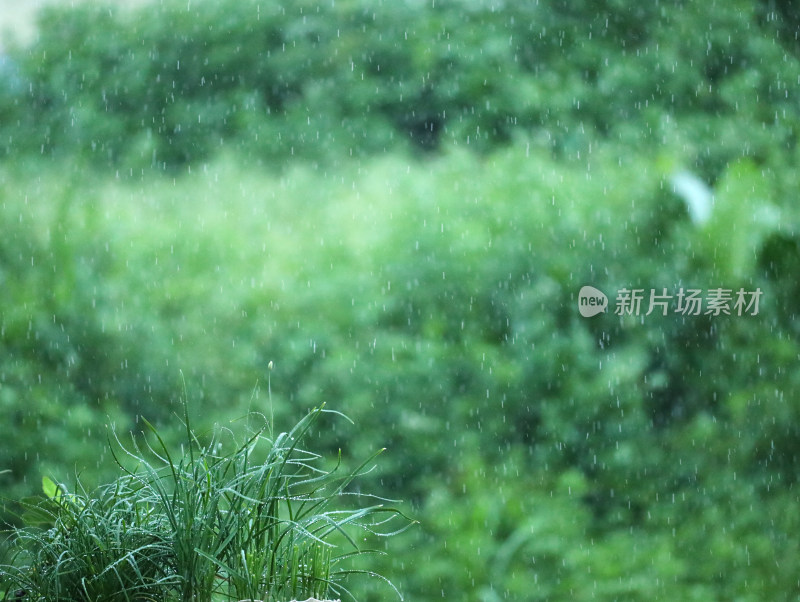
(1, 0), (799, 599)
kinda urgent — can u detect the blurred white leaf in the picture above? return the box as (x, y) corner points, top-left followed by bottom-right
(671, 170), (713, 225)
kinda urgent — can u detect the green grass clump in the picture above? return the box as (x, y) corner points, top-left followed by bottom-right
(1, 394), (412, 602)
(2, 476), (174, 601)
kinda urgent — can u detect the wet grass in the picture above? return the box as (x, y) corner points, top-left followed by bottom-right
(0, 385), (412, 601)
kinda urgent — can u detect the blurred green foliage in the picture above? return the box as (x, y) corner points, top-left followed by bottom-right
(2, 0), (800, 600)
(2, 0), (799, 177)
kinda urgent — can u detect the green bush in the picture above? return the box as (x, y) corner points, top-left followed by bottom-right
(3, 0), (800, 598)
(3, 0), (799, 175)
(4, 138), (799, 597)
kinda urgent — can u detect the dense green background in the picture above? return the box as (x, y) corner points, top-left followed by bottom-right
(2, 0), (800, 599)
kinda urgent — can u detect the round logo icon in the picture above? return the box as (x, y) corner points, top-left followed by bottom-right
(578, 285), (608, 317)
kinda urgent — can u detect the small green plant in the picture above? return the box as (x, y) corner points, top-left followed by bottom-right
(1, 387), (413, 602)
(1, 475), (175, 601)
